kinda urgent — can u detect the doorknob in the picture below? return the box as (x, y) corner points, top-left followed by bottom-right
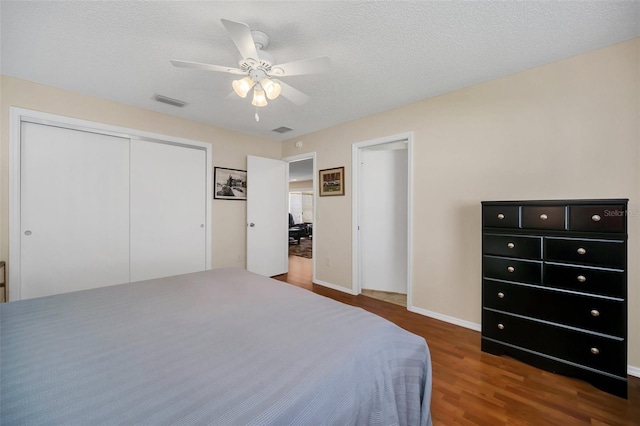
(249, 223), (255, 227)
(24, 230), (32, 236)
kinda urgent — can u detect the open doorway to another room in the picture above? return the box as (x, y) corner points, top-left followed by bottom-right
(353, 135), (412, 309)
(286, 157), (315, 287)
(289, 191), (313, 252)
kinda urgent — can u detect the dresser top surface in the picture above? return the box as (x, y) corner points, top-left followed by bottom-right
(482, 199), (628, 206)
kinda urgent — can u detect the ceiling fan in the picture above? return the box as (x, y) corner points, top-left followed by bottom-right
(171, 19), (331, 112)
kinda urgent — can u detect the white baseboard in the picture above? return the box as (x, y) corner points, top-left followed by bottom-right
(628, 365), (640, 378)
(408, 305), (482, 332)
(312, 279), (358, 295)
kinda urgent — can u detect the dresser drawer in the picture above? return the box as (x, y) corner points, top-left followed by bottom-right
(568, 205), (626, 233)
(522, 206), (566, 230)
(483, 256), (541, 284)
(545, 237), (625, 269)
(544, 264), (625, 299)
(483, 234), (542, 259)
(483, 280), (625, 336)
(482, 309), (626, 376)
(483, 205), (519, 228)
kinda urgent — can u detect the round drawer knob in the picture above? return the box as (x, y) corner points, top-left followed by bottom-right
(591, 309), (600, 317)
(497, 213), (505, 220)
(507, 242), (515, 249)
(540, 214), (548, 220)
(497, 323), (505, 330)
(497, 292), (505, 299)
(507, 266), (515, 273)
(590, 347), (600, 355)
(577, 247), (586, 255)
(577, 275), (587, 283)
(591, 214), (602, 222)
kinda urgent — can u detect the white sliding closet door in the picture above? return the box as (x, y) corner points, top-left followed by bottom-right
(130, 140), (207, 282)
(20, 122), (130, 299)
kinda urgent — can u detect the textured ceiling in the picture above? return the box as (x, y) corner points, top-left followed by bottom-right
(1, 1), (639, 142)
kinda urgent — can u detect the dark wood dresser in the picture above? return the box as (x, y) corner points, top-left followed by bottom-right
(481, 199), (628, 398)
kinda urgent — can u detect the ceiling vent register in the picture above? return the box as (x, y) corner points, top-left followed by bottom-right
(153, 94), (187, 108)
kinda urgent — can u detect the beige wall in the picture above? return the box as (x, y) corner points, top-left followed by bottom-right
(0, 75), (281, 297)
(282, 39), (640, 368)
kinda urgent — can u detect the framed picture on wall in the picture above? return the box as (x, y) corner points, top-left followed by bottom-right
(214, 167), (247, 200)
(319, 166), (345, 196)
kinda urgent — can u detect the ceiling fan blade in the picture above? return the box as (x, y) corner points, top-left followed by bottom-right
(270, 56), (331, 77)
(221, 19), (259, 62)
(171, 59), (244, 75)
(278, 80), (310, 105)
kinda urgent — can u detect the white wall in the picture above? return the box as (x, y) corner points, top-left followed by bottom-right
(360, 147), (407, 294)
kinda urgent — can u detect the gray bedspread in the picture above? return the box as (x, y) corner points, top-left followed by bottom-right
(1, 268), (432, 425)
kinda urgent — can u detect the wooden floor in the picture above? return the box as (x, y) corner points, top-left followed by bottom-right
(274, 256), (640, 425)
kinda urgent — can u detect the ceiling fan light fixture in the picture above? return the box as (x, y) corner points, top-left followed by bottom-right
(262, 78), (282, 100)
(232, 76), (255, 98)
(172, 19), (331, 115)
(252, 87), (268, 107)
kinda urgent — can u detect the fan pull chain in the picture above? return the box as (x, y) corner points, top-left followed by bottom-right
(254, 107), (260, 122)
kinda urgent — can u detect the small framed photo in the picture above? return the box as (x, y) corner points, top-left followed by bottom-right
(214, 167), (247, 200)
(319, 166), (345, 196)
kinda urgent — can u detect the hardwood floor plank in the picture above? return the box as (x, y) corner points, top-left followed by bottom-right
(273, 257), (640, 425)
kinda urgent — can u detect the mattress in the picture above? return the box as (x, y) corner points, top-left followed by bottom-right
(1, 268), (432, 425)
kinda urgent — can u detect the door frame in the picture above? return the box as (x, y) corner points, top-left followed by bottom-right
(282, 152), (317, 282)
(9, 107), (213, 301)
(351, 132), (413, 308)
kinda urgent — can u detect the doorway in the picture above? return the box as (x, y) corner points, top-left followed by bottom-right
(284, 154), (316, 285)
(352, 133), (412, 308)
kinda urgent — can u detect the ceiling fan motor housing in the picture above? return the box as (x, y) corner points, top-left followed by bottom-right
(239, 30), (274, 73)
(251, 30), (269, 50)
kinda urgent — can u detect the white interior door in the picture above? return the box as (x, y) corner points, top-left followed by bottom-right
(247, 155), (288, 277)
(130, 140), (207, 282)
(20, 122), (130, 299)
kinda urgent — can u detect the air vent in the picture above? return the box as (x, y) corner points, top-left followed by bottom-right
(153, 94), (187, 108)
(272, 126), (293, 134)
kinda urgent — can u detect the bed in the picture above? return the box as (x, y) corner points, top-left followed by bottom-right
(1, 268), (432, 425)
